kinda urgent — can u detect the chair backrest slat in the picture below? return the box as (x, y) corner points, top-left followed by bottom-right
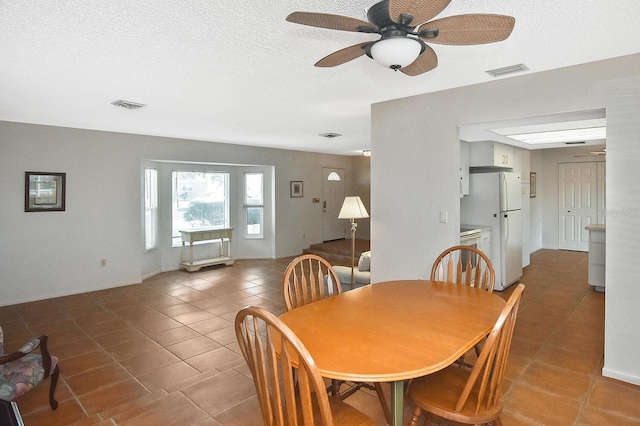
(455, 284), (524, 414)
(430, 246), (496, 292)
(235, 306), (335, 426)
(284, 255), (342, 310)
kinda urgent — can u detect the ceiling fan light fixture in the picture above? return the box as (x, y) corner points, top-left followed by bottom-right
(369, 37), (423, 70)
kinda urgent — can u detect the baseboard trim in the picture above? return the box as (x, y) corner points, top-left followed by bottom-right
(602, 366), (640, 386)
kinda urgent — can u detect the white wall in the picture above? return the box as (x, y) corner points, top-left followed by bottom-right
(603, 79), (640, 385)
(352, 155), (371, 240)
(371, 54), (640, 385)
(529, 152), (544, 252)
(0, 122), (354, 305)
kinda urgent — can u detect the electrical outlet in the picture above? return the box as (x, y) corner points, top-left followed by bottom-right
(100, 259), (107, 267)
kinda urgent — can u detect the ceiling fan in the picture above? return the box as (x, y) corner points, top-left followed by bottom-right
(575, 148), (606, 157)
(286, 0), (515, 76)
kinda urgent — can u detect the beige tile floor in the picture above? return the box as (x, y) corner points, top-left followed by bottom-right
(1, 249), (639, 425)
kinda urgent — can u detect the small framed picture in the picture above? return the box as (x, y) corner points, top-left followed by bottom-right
(25, 172), (66, 212)
(530, 172), (537, 198)
(290, 181), (303, 198)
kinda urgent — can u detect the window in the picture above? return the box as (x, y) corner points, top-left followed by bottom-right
(244, 172), (263, 238)
(144, 168), (158, 250)
(327, 171), (341, 181)
(172, 171), (229, 245)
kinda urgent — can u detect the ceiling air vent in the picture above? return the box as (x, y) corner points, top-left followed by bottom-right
(319, 132), (342, 138)
(111, 100), (146, 110)
(486, 63), (529, 78)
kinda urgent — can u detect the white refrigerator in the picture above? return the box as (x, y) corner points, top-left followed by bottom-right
(461, 171), (523, 291)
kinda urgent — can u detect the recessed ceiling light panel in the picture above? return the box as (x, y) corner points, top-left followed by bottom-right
(492, 118), (606, 145)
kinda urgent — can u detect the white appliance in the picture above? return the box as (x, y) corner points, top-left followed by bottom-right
(460, 227), (481, 249)
(460, 171), (523, 290)
(459, 226), (482, 272)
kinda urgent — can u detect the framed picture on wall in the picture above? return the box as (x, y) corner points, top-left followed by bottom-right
(530, 172), (537, 198)
(25, 172), (66, 212)
(290, 181), (303, 198)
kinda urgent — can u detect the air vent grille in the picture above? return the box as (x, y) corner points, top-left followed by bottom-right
(319, 133), (342, 138)
(486, 63), (529, 77)
(111, 100), (146, 109)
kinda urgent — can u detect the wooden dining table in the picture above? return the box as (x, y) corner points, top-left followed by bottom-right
(278, 279), (506, 426)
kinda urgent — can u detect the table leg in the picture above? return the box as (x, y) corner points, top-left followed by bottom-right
(390, 380), (404, 426)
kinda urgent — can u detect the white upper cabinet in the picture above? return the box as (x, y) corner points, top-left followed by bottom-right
(469, 141), (515, 169)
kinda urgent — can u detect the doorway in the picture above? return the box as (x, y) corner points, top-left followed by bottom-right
(322, 167), (346, 241)
(558, 162), (601, 251)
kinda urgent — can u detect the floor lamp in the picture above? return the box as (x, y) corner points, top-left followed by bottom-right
(338, 196), (369, 289)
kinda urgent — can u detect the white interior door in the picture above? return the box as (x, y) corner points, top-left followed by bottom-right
(558, 162), (598, 251)
(322, 168), (346, 241)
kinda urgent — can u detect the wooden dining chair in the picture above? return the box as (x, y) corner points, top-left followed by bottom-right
(431, 245), (496, 366)
(406, 283), (525, 426)
(235, 306), (375, 426)
(283, 254), (342, 310)
(430, 245), (495, 292)
(282, 254), (391, 424)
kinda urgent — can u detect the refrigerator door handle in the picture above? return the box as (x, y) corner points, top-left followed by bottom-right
(499, 173), (508, 211)
(504, 214), (509, 242)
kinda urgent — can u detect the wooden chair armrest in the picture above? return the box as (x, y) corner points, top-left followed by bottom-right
(0, 335), (52, 377)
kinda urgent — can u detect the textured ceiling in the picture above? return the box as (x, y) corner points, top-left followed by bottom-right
(1, 0), (639, 155)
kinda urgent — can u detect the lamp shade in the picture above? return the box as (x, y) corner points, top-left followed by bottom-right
(369, 37), (422, 69)
(338, 196), (369, 220)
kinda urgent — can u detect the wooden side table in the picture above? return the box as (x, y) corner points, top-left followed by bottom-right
(179, 227), (234, 272)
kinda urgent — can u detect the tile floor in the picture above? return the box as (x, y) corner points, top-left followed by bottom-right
(1, 249), (639, 425)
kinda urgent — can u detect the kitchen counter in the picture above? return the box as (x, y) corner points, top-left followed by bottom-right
(586, 224), (605, 292)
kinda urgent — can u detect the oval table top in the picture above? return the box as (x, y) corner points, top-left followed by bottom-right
(279, 279), (506, 383)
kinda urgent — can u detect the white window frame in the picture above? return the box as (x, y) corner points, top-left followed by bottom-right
(144, 168), (158, 251)
(244, 172), (264, 238)
(171, 170), (230, 246)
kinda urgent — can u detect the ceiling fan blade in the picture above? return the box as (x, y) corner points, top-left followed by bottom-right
(389, 0), (451, 26)
(422, 14), (515, 45)
(315, 42), (370, 67)
(286, 12), (377, 32)
(400, 44), (438, 76)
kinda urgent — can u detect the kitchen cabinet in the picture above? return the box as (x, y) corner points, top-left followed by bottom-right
(469, 141), (515, 169)
(460, 140), (470, 197)
(586, 224), (605, 292)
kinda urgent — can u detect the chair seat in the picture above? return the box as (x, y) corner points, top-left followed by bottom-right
(296, 393), (375, 425)
(0, 354), (58, 401)
(326, 396), (376, 425)
(408, 365), (503, 424)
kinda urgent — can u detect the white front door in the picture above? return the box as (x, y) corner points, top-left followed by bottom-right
(558, 162), (598, 251)
(322, 168), (347, 241)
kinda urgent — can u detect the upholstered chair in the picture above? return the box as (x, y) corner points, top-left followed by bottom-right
(0, 325), (59, 410)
